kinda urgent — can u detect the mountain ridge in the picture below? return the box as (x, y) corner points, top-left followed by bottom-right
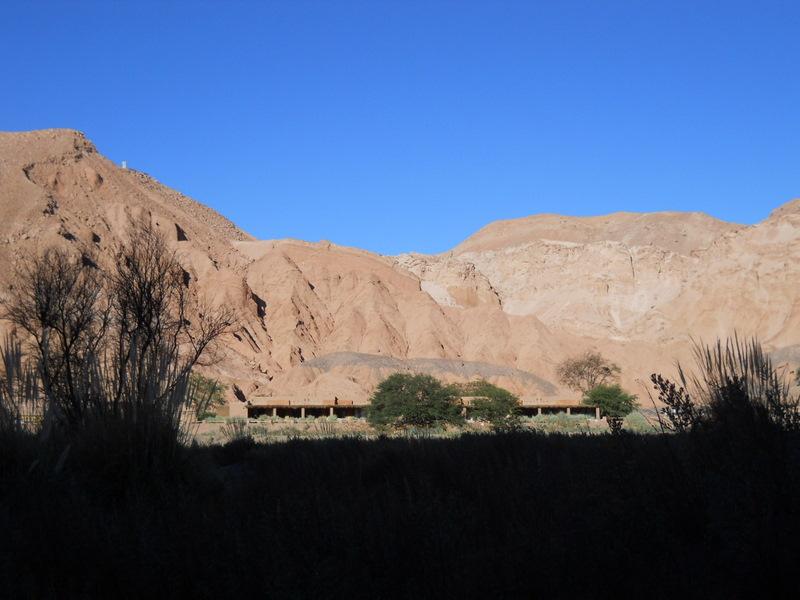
(1, 128), (798, 408)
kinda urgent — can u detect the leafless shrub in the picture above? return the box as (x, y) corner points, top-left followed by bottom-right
(105, 218), (234, 409)
(1, 217), (235, 453)
(4, 247), (108, 426)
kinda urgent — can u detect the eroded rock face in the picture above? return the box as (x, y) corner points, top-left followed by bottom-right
(1, 129), (798, 407)
(409, 207), (800, 348)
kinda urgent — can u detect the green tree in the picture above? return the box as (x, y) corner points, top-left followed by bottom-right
(557, 351), (620, 394)
(582, 384), (638, 434)
(460, 380), (521, 431)
(189, 373), (227, 419)
(368, 373), (464, 430)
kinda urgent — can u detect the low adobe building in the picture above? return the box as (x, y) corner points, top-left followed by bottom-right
(234, 395), (368, 419)
(231, 394), (600, 420)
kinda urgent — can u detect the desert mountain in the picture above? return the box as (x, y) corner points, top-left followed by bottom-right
(1, 129), (798, 408)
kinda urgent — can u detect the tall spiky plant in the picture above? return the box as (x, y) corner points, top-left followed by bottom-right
(0, 336), (40, 435)
(652, 335), (799, 432)
(687, 335), (798, 431)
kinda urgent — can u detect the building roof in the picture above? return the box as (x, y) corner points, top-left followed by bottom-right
(247, 396), (367, 407)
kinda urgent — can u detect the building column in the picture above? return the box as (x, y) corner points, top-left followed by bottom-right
(595, 406), (601, 420)
(272, 407), (277, 417)
(300, 407), (305, 418)
(537, 407), (542, 416)
(566, 407), (571, 415)
(329, 406), (334, 417)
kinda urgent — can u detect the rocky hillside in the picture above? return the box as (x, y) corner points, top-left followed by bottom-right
(1, 129), (798, 407)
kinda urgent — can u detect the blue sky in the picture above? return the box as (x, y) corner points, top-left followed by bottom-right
(2, 1), (799, 254)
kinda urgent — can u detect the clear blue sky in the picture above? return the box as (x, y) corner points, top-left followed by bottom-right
(2, 1), (798, 254)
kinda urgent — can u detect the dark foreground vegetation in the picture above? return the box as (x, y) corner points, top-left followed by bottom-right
(1, 425), (799, 598)
(1, 221), (799, 598)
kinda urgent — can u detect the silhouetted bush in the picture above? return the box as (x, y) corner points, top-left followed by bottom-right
(4, 246), (107, 427)
(0, 218), (233, 478)
(0, 337), (39, 436)
(650, 372), (698, 432)
(651, 336), (800, 434)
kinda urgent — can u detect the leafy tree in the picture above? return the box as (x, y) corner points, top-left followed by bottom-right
(557, 351), (621, 394)
(459, 380), (521, 431)
(368, 373), (464, 430)
(583, 384), (638, 434)
(189, 373), (227, 418)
